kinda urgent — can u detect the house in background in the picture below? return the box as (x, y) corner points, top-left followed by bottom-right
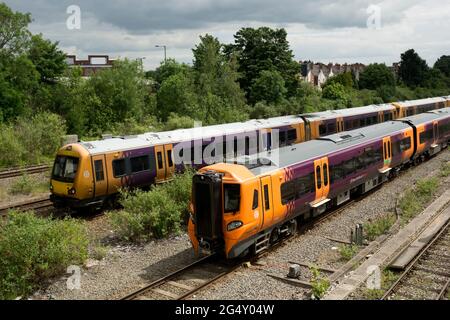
(300, 61), (366, 89)
(66, 55), (115, 77)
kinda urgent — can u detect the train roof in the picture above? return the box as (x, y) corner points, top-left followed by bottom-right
(80, 115), (304, 155)
(393, 97), (447, 107)
(301, 104), (395, 121)
(234, 108), (450, 176)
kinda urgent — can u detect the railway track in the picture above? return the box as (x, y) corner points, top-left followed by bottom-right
(0, 164), (51, 180)
(0, 198), (54, 216)
(121, 199), (357, 301)
(121, 255), (241, 300)
(382, 221), (450, 300)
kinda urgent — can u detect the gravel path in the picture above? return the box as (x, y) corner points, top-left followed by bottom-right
(30, 150), (450, 300)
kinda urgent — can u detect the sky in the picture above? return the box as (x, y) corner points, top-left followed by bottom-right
(4, 0), (450, 70)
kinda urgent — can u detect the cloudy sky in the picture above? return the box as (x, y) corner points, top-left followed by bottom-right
(5, 0), (450, 70)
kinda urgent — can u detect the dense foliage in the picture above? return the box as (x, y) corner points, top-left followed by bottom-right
(0, 212), (89, 299)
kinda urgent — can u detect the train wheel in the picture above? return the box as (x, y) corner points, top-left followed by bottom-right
(288, 219), (298, 236)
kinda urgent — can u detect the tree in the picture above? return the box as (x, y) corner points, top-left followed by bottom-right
(398, 49), (429, 87)
(250, 70), (287, 104)
(323, 72), (354, 89)
(0, 3), (31, 56)
(156, 72), (199, 121)
(225, 27), (299, 102)
(359, 63), (395, 90)
(28, 34), (66, 83)
(322, 82), (349, 106)
(153, 58), (190, 85)
(434, 55), (450, 78)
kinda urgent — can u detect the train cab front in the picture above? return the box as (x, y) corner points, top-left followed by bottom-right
(50, 144), (92, 208)
(188, 164), (258, 259)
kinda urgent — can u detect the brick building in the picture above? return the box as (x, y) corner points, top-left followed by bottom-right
(300, 61), (366, 89)
(66, 55), (115, 77)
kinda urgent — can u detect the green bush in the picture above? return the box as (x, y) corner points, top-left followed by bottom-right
(108, 170), (195, 242)
(364, 214), (396, 241)
(9, 174), (33, 195)
(0, 112), (66, 166)
(310, 266), (330, 299)
(0, 211), (89, 299)
(339, 244), (359, 261)
(399, 177), (439, 224)
(441, 162), (450, 177)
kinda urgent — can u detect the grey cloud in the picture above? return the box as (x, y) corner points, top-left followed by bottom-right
(6, 0), (419, 33)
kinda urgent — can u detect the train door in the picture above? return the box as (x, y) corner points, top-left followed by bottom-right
(380, 137), (392, 173)
(432, 121), (439, 147)
(260, 176), (273, 229)
(92, 155), (108, 197)
(154, 145), (166, 183)
(378, 111), (383, 124)
(164, 144), (175, 178)
(337, 117), (344, 132)
(312, 157), (330, 207)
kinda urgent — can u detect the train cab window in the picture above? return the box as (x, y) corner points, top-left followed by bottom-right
(157, 152), (164, 169)
(224, 184), (240, 213)
(252, 190), (259, 209)
(263, 185), (270, 210)
(319, 124), (326, 135)
(316, 165), (322, 189)
(281, 181), (296, 204)
(52, 156), (79, 183)
(112, 159), (127, 178)
(94, 160), (104, 181)
(279, 131), (287, 147)
(167, 150), (174, 167)
(131, 155), (150, 173)
(323, 164), (328, 187)
(287, 129), (297, 142)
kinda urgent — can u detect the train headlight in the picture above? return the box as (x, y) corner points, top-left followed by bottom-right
(227, 221), (243, 231)
(68, 188), (76, 195)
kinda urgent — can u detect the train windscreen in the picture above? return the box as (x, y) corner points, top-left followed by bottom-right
(52, 156), (79, 183)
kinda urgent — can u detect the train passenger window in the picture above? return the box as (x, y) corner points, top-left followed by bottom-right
(330, 164), (344, 184)
(224, 184), (240, 213)
(287, 129), (297, 142)
(323, 164), (328, 187)
(131, 155), (150, 173)
(157, 152), (163, 169)
(316, 165), (322, 189)
(112, 159), (126, 178)
(342, 159), (355, 176)
(360, 119), (366, 127)
(234, 137), (238, 157)
(355, 156), (365, 170)
(263, 185), (270, 210)
(319, 124), (326, 135)
(420, 130), (433, 144)
(353, 120), (359, 128)
(400, 137), (411, 152)
(345, 121), (352, 130)
(327, 123), (336, 134)
(167, 150), (174, 167)
(252, 190), (259, 210)
(281, 181), (296, 204)
(94, 160), (104, 181)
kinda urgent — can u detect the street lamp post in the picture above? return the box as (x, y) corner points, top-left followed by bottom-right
(155, 45), (167, 63)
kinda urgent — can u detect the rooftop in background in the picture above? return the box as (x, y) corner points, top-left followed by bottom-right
(65, 55), (115, 77)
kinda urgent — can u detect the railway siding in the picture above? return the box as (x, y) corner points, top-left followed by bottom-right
(324, 188), (450, 300)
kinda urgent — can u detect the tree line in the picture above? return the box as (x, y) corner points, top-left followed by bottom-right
(1, 3), (449, 166)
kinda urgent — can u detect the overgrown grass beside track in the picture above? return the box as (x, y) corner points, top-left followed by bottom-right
(0, 211), (89, 300)
(108, 170), (194, 242)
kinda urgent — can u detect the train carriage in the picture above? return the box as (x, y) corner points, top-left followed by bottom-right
(50, 97), (450, 209)
(188, 108), (450, 259)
